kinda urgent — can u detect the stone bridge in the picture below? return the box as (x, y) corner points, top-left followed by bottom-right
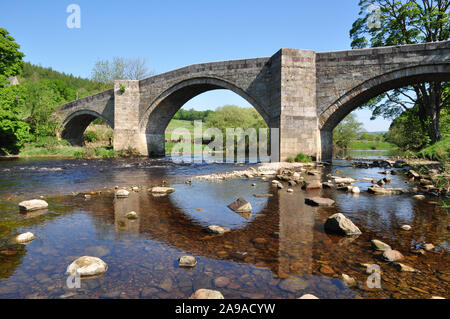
(54, 41), (450, 161)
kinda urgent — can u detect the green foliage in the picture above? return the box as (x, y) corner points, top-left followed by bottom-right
(173, 108), (213, 122)
(204, 105), (267, 134)
(350, 0), (449, 143)
(350, 0), (449, 48)
(333, 114), (364, 150)
(417, 136), (450, 161)
(294, 153), (312, 163)
(0, 85), (32, 154)
(0, 28), (25, 87)
(286, 157), (294, 163)
(84, 131), (99, 143)
(119, 84), (126, 94)
(387, 105), (450, 151)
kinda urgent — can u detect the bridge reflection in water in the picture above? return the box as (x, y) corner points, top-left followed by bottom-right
(110, 182), (318, 280)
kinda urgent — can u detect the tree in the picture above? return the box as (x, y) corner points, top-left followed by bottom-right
(0, 86), (32, 154)
(333, 114), (363, 150)
(91, 57), (153, 84)
(0, 28), (25, 87)
(350, 0), (449, 143)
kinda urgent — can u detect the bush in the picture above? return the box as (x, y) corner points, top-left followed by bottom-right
(84, 131), (99, 143)
(286, 157), (294, 163)
(294, 153), (312, 163)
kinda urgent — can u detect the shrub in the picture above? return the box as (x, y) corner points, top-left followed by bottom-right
(286, 157), (294, 163)
(294, 153), (312, 163)
(84, 131), (99, 143)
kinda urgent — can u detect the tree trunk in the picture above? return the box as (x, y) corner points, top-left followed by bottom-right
(416, 82), (443, 144)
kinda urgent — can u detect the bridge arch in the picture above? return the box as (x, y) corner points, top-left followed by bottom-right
(139, 76), (270, 156)
(318, 63), (450, 160)
(61, 110), (114, 146)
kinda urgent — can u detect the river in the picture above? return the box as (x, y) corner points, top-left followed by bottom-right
(0, 155), (448, 299)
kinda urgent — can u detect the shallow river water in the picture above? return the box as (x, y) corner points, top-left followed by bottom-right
(0, 156), (448, 299)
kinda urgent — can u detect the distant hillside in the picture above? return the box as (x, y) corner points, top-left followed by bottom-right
(19, 62), (110, 99)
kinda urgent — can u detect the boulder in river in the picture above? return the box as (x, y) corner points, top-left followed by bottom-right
(189, 289), (224, 299)
(150, 187), (175, 194)
(18, 199), (48, 212)
(206, 225), (230, 235)
(368, 187), (409, 195)
(324, 213), (362, 236)
(341, 274), (357, 287)
(371, 239), (391, 251)
(115, 189), (129, 198)
(125, 211), (138, 219)
(298, 294), (319, 299)
(15, 232), (35, 244)
(332, 177), (357, 184)
(382, 249), (404, 262)
(227, 198), (252, 213)
(66, 256), (108, 277)
(413, 195), (425, 200)
(394, 263), (418, 273)
(305, 197), (335, 207)
(400, 225), (411, 231)
(302, 181), (322, 190)
(178, 256), (197, 268)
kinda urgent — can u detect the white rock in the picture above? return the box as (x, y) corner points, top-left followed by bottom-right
(18, 199), (48, 212)
(178, 256), (197, 267)
(206, 225), (231, 235)
(341, 274), (357, 287)
(115, 189), (129, 198)
(15, 232), (35, 243)
(66, 256), (108, 277)
(400, 225), (411, 231)
(189, 289), (224, 299)
(351, 186), (361, 194)
(298, 294), (319, 299)
(125, 211), (138, 219)
(150, 187), (175, 194)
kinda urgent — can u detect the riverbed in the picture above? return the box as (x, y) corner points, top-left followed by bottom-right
(0, 156), (448, 299)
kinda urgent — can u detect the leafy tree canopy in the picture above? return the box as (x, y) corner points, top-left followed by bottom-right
(0, 28), (25, 87)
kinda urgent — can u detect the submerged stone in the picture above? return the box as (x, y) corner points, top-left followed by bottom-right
(305, 197), (335, 207)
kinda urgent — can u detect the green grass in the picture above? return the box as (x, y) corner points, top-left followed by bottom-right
(348, 140), (397, 150)
(417, 136), (450, 162)
(20, 145), (117, 159)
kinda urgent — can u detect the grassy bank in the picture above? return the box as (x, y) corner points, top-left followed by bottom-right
(348, 140), (397, 150)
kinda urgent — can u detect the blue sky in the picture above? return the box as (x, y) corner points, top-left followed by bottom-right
(1, 0), (392, 131)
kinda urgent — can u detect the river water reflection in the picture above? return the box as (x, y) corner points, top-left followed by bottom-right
(0, 157), (448, 299)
